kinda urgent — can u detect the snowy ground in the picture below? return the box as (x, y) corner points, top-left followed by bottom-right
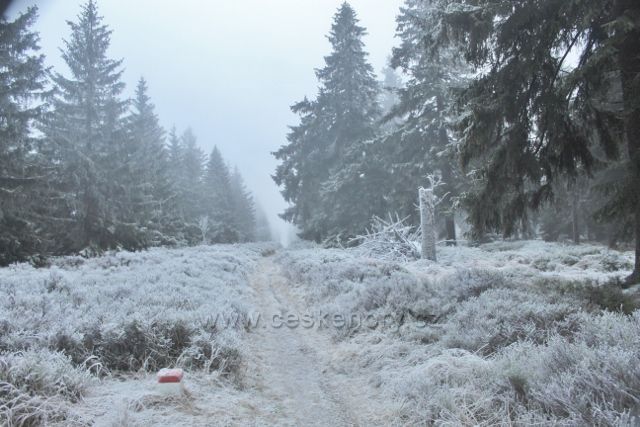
(0, 244), (272, 426)
(277, 240), (640, 425)
(1, 240), (639, 426)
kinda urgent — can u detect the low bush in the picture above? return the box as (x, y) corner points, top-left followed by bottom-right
(0, 349), (92, 427)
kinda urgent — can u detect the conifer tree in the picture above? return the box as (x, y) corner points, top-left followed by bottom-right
(0, 7), (48, 264)
(229, 166), (256, 242)
(423, 0), (640, 283)
(203, 146), (234, 242)
(165, 126), (184, 217)
(126, 77), (172, 234)
(42, 0), (128, 252)
(383, 0), (470, 244)
(273, 2), (380, 241)
(179, 128), (205, 223)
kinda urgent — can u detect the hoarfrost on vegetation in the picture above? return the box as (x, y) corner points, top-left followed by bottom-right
(0, 243), (275, 426)
(276, 240), (639, 425)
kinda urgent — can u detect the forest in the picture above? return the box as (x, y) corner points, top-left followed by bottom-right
(1, 1), (271, 267)
(2, 0), (639, 285)
(273, 0), (640, 286)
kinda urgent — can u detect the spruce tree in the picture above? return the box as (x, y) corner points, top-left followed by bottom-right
(166, 126), (184, 218)
(423, 0), (640, 283)
(0, 7), (48, 264)
(126, 77), (172, 238)
(384, 0), (470, 244)
(229, 166), (256, 242)
(179, 128), (206, 224)
(42, 0), (128, 252)
(273, 2), (380, 241)
(203, 146), (235, 242)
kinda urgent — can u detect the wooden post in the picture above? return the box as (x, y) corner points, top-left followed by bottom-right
(419, 187), (436, 261)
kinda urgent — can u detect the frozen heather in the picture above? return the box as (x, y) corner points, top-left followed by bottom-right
(0, 243), (275, 426)
(275, 240), (640, 425)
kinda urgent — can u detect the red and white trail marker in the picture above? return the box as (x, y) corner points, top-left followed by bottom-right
(156, 368), (184, 395)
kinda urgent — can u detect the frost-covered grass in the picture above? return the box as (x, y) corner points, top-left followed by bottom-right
(0, 243), (272, 426)
(276, 240), (640, 425)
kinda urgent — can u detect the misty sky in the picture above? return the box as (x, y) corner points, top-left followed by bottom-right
(7, 0), (404, 242)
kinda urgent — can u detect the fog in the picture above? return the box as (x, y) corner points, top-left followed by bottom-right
(3, 1), (640, 424)
(7, 0), (402, 243)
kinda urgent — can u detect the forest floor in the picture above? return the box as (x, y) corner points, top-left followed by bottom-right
(1, 241), (639, 426)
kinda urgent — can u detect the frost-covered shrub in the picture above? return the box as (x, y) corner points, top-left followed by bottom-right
(278, 241), (638, 425)
(277, 249), (432, 335)
(0, 350), (92, 403)
(0, 382), (66, 427)
(0, 350), (92, 427)
(92, 320), (193, 372)
(496, 312), (640, 425)
(387, 349), (512, 426)
(350, 215), (421, 262)
(379, 312), (640, 426)
(440, 289), (579, 354)
(599, 252), (635, 272)
(583, 284), (639, 314)
(0, 243), (269, 424)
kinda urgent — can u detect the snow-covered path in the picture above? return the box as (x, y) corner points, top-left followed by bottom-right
(243, 258), (360, 426)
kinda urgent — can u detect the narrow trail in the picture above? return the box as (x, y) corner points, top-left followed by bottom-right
(64, 255), (383, 426)
(243, 258), (360, 426)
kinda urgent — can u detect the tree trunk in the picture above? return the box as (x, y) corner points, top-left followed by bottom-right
(572, 188), (580, 245)
(617, 0), (640, 285)
(445, 215), (457, 246)
(419, 188), (437, 261)
(632, 206), (640, 285)
(437, 94), (457, 246)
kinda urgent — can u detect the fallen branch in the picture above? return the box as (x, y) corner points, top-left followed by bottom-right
(350, 214), (421, 262)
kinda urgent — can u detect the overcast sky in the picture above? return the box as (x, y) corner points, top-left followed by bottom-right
(7, 0), (404, 243)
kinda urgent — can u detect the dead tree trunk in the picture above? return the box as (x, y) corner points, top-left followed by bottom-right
(419, 188), (436, 261)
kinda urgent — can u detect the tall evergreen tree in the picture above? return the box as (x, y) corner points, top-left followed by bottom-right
(229, 166), (256, 242)
(423, 0), (640, 283)
(385, 0), (470, 244)
(203, 146), (234, 242)
(42, 0), (128, 252)
(126, 77), (170, 229)
(179, 128), (205, 223)
(273, 2), (380, 241)
(0, 7), (48, 264)
(165, 126), (184, 218)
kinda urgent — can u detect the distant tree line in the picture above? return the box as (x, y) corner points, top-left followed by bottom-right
(0, 1), (269, 266)
(273, 1), (640, 284)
